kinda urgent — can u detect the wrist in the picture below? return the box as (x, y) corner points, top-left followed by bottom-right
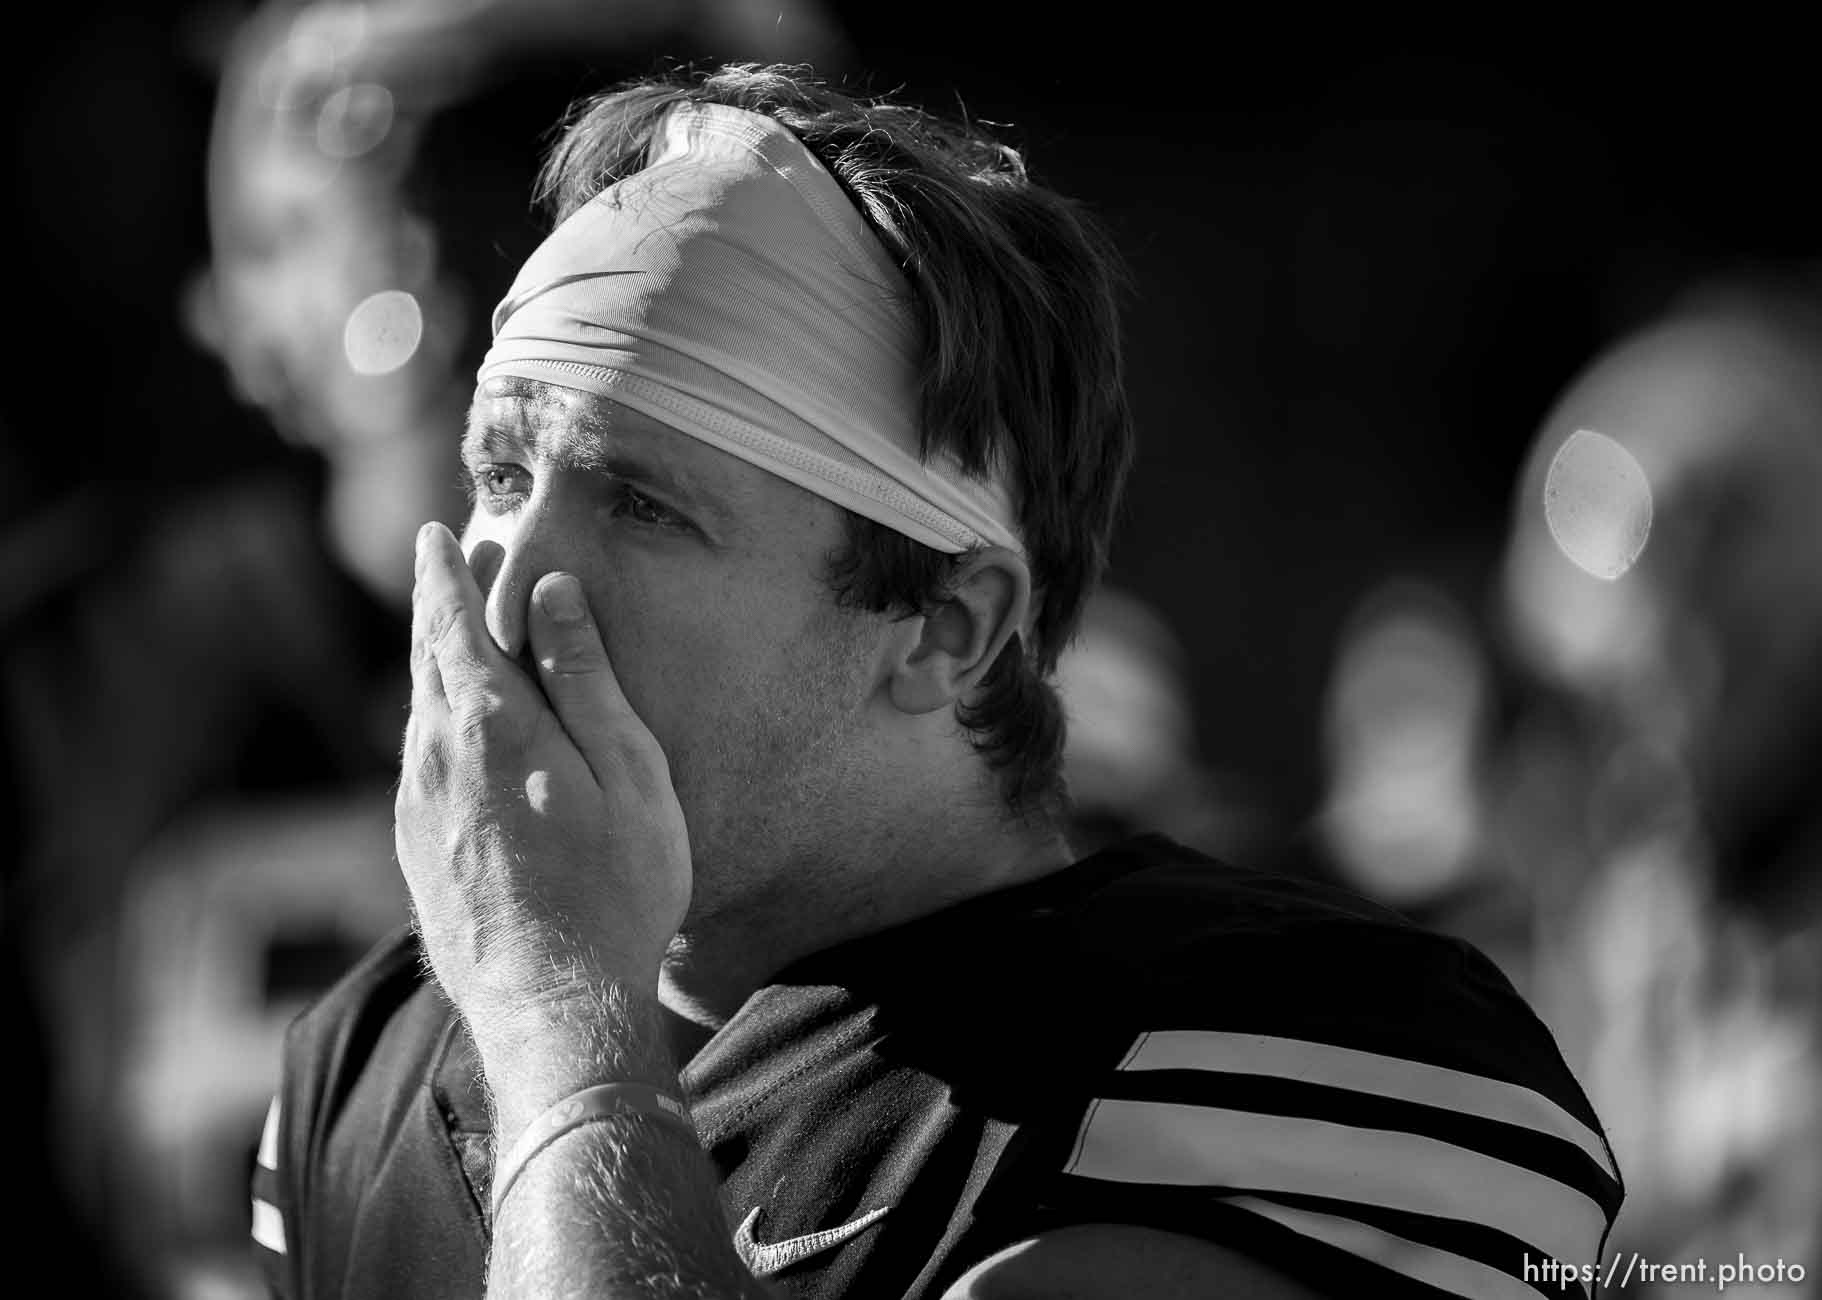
(489, 1082), (698, 1220)
(473, 980), (676, 1137)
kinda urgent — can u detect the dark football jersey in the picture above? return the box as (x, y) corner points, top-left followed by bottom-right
(252, 834), (1623, 1298)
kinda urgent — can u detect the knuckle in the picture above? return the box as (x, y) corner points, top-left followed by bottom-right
(423, 601), (468, 655)
(454, 684), (508, 721)
(454, 710), (493, 751)
(451, 688), (524, 748)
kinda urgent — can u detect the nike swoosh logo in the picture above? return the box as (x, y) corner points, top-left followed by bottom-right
(732, 1204), (891, 1278)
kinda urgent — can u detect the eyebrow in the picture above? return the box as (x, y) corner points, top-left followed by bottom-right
(461, 408), (727, 517)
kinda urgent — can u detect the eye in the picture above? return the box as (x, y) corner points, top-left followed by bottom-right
(610, 484), (688, 531)
(465, 464), (530, 513)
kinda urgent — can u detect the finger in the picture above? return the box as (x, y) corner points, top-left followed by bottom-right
(397, 706), (441, 786)
(527, 573), (653, 780)
(409, 586), (448, 717)
(408, 522), (450, 725)
(414, 520), (499, 706)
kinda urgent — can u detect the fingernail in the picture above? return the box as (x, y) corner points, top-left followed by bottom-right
(539, 576), (586, 624)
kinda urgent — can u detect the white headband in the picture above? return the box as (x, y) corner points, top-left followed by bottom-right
(477, 102), (1024, 558)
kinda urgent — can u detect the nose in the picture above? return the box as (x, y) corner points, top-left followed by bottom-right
(468, 512), (569, 666)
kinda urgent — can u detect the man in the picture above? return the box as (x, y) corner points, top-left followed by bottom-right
(252, 64), (1622, 1298)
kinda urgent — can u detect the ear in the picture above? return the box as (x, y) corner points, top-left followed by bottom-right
(886, 547), (1033, 716)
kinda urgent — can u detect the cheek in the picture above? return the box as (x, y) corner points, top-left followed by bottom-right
(588, 567), (769, 747)
(597, 601), (715, 742)
(593, 566), (837, 784)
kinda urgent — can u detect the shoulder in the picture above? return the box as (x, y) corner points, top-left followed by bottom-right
(253, 925), (462, 1294)
(281, 922), (445, 1117)
(972, 835), (1624, 1300)
(1051, 834), (1597, 1109)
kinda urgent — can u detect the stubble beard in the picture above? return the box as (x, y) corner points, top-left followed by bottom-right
(669, 604), (882, 949)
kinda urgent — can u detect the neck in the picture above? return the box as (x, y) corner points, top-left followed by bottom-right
(658, 801), (1073, 1046)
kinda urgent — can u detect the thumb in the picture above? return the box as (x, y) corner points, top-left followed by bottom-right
(528, 574), (655, 779)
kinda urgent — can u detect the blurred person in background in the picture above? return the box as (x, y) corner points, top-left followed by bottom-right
(0, 0), (411, 1280)
(1054, 584), (1271, 862)
(1283, 268), (1822, 1293)
(2, 252), (419, 1300)
(1301, 577), (1541, 990)
(1493, 269), (1822, 1293)
(252, 60), (1621, 1300)
(195, 0), (853, 609)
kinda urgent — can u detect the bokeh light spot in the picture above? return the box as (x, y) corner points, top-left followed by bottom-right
(1544, 428), (1653, 580)
(316, 83), (395, 159)
(343, 290), (423, 376)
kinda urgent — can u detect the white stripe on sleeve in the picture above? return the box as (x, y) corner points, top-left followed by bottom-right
(1065, 1100), (1605, 1267)
(1118, 1030), (1618, 1181)
(1220, 1194), (1558, 1300)
(251, 1197), (287, 1255)
(258, 1095), (282, 1172)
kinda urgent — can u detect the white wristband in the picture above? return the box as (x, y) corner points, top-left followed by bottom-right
(491, 1082), (697, 1218)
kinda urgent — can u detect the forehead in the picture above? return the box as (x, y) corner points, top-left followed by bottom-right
(466, 378), (814, 525)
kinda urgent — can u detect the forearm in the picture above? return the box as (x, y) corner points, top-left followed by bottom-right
(487, 1113), (772, 1299)
(479, 983), (772, 1300)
